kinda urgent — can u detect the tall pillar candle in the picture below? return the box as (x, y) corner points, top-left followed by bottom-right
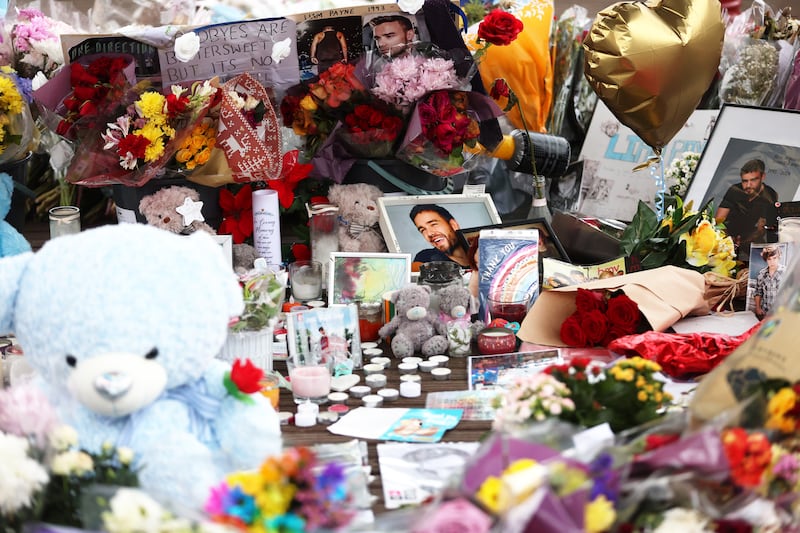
(252, 189), (282, 268)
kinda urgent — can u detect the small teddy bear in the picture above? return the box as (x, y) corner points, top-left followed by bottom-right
(327, 183), (386, 253)
(435, 284), (483, 356)
(0, 172), (31, 257)
(378, 284), (448, 358)
(138, 185), (215, 235)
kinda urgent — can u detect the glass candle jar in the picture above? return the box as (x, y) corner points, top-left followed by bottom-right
(48, 206), (80, 239)
(477, 327), (517, 355)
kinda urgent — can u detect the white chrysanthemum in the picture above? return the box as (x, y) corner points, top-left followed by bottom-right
(117, 447), (135, 465)
(51, 450), (94, 476)
(102, 488), (167, 533)
(49, 424), (79, 452)
(0, 432), (49, 513)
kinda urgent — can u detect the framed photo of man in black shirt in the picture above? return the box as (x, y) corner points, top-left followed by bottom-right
(684, 105), (800, 262)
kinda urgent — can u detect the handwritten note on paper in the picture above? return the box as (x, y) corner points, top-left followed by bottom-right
(156, 18), (299, 91)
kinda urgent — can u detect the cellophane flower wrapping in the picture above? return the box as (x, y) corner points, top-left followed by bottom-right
(333, 99), (405, 159)
(613, 388), (800, 531)
(7, 8), (76, 80)
(718, 37), (780, 106)
(58, 74), (218, 188)
(279, 62), (367, 164)
(32, 54), (137, 142)
(547, 6), (592, 135)
(216, 72), (284, 183)
(395, 89), (503, 177)
(366, 42), (473, 115)
(204, 446), (358, 532)
(452, 432), (621, 533)
(0, 68), (34, 166)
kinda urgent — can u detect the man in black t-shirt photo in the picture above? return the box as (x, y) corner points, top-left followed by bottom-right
(715, 158), (778, 259)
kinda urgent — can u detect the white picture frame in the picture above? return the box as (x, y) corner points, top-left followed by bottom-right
(377, 193), (501, 261)
(327, 252), (412, 305)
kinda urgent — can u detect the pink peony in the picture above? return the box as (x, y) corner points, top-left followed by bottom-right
(0, 384), (59, 447)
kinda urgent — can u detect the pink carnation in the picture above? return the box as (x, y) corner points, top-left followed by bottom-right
(371, 55), (460, 109)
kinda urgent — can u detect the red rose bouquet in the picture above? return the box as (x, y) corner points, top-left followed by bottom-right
(33, 54), (136, 141)
(336, 100), (404, 158)
(395, 89), (502, 177)
(559, 289), (643, 348)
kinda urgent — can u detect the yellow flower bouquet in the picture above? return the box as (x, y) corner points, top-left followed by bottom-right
(0, 67), (34, 165)
(621, 197), (737, 278)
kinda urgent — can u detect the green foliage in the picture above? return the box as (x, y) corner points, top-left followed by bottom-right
(463, 0), (488, 27)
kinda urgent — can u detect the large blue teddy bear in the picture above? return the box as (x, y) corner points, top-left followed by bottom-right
(0, 172), (31, 257)
(0, 224), (281, 513)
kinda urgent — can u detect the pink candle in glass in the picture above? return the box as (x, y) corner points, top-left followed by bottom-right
(289, 365), (331, 401)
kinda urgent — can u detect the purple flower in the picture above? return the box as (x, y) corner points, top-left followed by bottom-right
(773, 453), (800, 484)
(317, 462), (347, 501)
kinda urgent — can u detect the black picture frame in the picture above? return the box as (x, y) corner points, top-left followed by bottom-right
(460, 217), (570, 263)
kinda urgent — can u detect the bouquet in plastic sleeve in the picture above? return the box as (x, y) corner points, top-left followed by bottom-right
(367, 42), (469, 115)
(395, 89), (503, 177)
(450, 434), (620, 533)
(547, 6), (592, 136)
(717, 2), (798, 107)
(61, 76), (218, 187)
(32, 54), (137, 141)
(0, 67), (34, 165)
(280, 62), (367, 163)
(6, 8), (76, 80)
(335, 100), (404, 158)
(204, 446), (357, 532)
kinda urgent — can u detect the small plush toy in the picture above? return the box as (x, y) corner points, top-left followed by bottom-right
(378, 284), (448, 358)
(435, 284), (483, 356)
(327, 182), (386, 253)
(138, 185), (215, 235)
(232, 242), (259, 273)
(0, 224), (281, 511)
(0, 172), (31, 257)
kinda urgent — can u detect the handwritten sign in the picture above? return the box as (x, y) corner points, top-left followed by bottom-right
(157, 18), (299, 91)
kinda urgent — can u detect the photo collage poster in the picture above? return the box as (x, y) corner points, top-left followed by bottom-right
(579, 102), (719, 222)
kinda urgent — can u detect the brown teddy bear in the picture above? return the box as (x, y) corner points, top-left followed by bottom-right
(327, 183), (386, 253)
(138, 185), (215, 235)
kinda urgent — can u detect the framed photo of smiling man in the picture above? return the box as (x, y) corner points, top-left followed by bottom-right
(377, 194), (501, 271)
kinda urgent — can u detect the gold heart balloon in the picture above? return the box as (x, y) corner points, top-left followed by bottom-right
(583, 0), (724, 155)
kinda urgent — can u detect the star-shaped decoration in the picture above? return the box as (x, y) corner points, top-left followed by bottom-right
(175, 197), (205, 227)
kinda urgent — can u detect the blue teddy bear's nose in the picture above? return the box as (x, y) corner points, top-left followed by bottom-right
(95, 371), (132, 400)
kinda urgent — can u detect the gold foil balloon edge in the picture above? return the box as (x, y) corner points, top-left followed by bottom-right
(583, 0), (725, 153)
